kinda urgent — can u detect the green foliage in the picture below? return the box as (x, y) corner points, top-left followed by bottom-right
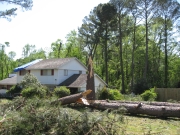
(0, 0), (33, 21)
(123, 94), (143, 101)
(21, 86), (47, 98)
(50, 39), (63, 58)
(53, 86), (70, 98)
(20, 73), (41, 88)
(133, 78), (150, 94)
(20, 73), (48, 98)
(98, 87), (123, 100)
(7, 84), (22, 94)
(141, 87), (157, 101)
(0, 97), (126, 135)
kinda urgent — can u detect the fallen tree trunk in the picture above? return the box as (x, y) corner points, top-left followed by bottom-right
(52, 90), (92, 105)
(89, 101), (180, 118)
(101, 100), (180, 107)
(52, 92), (180, 118)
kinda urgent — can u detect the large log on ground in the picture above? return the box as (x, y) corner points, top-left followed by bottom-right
(89, 101), (180, 118)
(52, 90), (92, 105)
(101, 101), (180, 107)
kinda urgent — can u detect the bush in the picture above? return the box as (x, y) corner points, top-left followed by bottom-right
(98, 87), (123, 100)
(20, 73), (41, 89)
(140, 87), (157, 101)
(0, 97), (126, 135)
(133, 78), (150, 94)
(20, 73), (48, 98)
(53, 86), (70, 98)
(7, 84), (22, 95)
(21, 86), (47, 98)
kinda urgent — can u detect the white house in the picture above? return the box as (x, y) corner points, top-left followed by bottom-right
(12, 57), (107, 93)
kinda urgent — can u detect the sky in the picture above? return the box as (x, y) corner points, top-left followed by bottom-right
(0, 0), (109, 59)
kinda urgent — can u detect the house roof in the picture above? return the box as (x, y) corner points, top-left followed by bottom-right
(26, 57), (87, 70)
(0, 76), (17, 85)
(14, 59), (43, 72)
(58, 74), (107, 88)
(59, 74), (87, 88)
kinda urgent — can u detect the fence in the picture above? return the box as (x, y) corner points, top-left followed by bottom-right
(155, 88), (180, 102)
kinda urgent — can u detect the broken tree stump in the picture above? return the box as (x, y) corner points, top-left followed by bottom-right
(52, 90), (92, 105)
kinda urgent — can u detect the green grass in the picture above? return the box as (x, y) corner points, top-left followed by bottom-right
(123, 116), (180, 135)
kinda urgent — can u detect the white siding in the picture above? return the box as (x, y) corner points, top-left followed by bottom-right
(17, 69), (86, 85)
(94, 75), (106, 92)
(17, 69), (58, 85)
(32, 69), (58, 85)
(61, 59), (86, 72)
(17, 72), (24, 83)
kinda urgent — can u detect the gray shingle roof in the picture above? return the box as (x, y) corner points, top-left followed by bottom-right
(26, 58), (74, 70)
(0, 76), (17, 85)
(59, 74), (87, 87)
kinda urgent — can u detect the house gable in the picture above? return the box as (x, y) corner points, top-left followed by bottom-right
(60, 58), (87, 71)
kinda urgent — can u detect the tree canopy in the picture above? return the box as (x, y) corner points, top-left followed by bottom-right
(0, 0), (33, 20)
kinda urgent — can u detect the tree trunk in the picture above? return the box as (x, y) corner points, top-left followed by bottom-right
(164, 16), (168, 88)
(86, 56), (95, 100)
(131, 18), (136, 93)
(52, 90), (92, 105)
(118, 13), (125, 94)
(52, 93), (180, 118)
(144, 2), (148, 80)
(103, 100), (180, 107)
(89, 100), (180, 118)
(105, 23), (108, 85)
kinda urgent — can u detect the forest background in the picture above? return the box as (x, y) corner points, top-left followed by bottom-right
(0, 0), (180, 94)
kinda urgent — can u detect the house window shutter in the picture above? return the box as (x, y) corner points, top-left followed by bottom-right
(28, 70), (30, 73)
(41, 70), (43, 76)
(51, 69), (54, 75)
(19, 71), (21, 76)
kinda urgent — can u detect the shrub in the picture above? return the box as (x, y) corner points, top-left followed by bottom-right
(20, 73), (48, 98)
(97, 87), (109, 99)
(98, 87), (123, 100)
(140, 87), (157, 101)
(133, 78), (150, 94)
(21, 86), (47, 98)
(0, 97), (126, 135)
(7, 84), (22, 94)
(20, 73), (41, 89)
(53, 86), (70, 98)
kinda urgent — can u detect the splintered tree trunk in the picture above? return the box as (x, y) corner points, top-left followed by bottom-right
(52, 90), (92, 105)
(86, 56), (95, 100)
(89, 101), (180, 118)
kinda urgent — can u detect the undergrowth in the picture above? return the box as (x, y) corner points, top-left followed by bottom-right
(0, 97), (126, 135)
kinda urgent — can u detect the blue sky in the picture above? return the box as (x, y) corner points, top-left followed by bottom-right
(0, 0), (180, 59)
(0, 0), (109, 59)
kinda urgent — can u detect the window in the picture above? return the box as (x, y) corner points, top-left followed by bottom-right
(19, 70), (30, 76)
(41, 69), (54, 76)
(64, 69), (68, 76)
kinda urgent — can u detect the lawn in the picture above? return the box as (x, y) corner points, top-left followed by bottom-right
(123, 115), (180, 135)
